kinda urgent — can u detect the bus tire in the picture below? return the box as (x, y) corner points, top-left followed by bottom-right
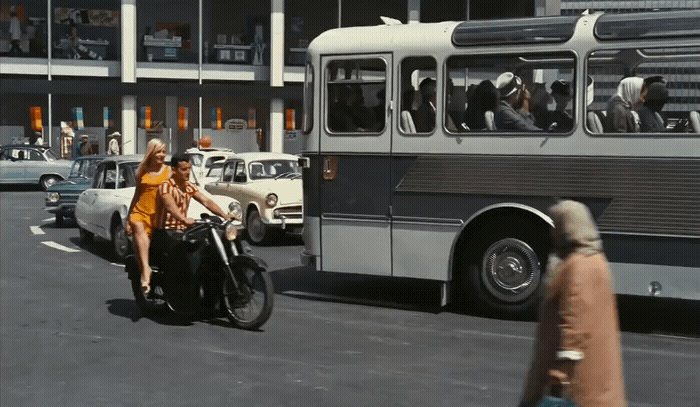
(463, 230), (547, 318)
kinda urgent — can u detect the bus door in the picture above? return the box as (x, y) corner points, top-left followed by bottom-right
(319, 54), (393, 275)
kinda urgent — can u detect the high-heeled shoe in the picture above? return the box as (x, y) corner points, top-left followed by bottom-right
(141, 280), (151, 296)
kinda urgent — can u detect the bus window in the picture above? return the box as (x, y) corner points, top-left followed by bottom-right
(587, 46), (700, 135)
(326, 58), (386, 133)
(446, 52), (576, 133)
(399, 56), (437, 135)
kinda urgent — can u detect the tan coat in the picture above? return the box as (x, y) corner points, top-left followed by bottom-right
(521, 201), (626, 407)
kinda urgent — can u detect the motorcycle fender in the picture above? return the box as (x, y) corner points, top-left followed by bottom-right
(124, 255), (139, 280)
(229, 255), (268, 271)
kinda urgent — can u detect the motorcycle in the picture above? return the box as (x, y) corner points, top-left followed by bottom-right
(125, 216), (274, 330)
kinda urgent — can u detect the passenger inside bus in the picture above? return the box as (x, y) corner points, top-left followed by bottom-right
(464, 79), (499, 131)
(603, 76), (644, 133)
(328, 84), (355, 132)
(414, 78), (437, 132)
(494, 72), (541, 131)
(639, 81), (668, 132)
(532, 80), (574, 132)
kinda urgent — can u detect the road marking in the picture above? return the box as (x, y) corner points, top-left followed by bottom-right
(42, 217), (54, 223)
(41, 241), (80, 253)
(110, 263), (125, 268)
(30, 226), (45, 235)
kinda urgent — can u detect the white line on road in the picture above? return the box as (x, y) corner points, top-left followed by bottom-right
(41, 241), (80, 253)
(30, 226), (45, 235)
(42, 217), (54, 223)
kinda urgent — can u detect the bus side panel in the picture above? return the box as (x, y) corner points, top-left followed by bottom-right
(319, 154), (392, 276)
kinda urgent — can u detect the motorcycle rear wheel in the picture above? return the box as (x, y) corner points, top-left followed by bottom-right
(223, 266), (273, 330)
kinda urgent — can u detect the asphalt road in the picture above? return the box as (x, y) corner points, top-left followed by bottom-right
(1, 189), (698, 406)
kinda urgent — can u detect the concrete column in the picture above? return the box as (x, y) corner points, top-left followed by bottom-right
(121, 0), (138, 152)
(165, 96), (178, 152)
(121, 0), (137, 83)
(122, 95), (137, 154)
(407, 0), (420, 23)
(537, 0), (561, 16)
(270, 0), (285, 88)
(269, 98), (284, 153)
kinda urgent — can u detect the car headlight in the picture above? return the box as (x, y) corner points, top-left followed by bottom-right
(224, 222), (238, 241)
(266, 193), (278, 207)
(227, 201), (243, 220)
(45, 192), (60, 203)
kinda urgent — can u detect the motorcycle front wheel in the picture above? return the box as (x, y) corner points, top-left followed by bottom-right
(223, 266), (273, 330)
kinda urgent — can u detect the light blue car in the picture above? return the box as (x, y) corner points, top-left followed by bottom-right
(0, 145), (72, 190)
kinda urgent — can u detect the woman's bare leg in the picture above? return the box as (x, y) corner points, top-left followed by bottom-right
(130, 221), (151, 292)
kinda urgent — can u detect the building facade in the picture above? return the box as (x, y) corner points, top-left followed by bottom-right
(1, 0), (696, 156)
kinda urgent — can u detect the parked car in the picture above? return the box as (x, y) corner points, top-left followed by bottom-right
(0, 144), (72, 190)
(75, 155), (242, 261)
(183, 147), (235, 181)
(44, 155), (106, 225)
(205, 152), (302, 244)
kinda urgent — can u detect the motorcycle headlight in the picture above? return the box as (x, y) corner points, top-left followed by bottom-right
(266, 193), (278, 207)
(224, 222), (238, 241)
(45, 192), (60, 203)
(227, 201), (243, 220)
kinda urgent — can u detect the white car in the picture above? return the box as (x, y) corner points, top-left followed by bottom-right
(183, 148), (235, 181)
(205, 152), (302, 244)
(75, 155), (242, 261)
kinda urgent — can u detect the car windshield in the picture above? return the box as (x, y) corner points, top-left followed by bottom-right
(248, 159), (300, 180)
(69, 158), (100, 178)
(44, 149), (58, 161)
(185, 153), (203, 167)
(206, 161), (224, 177)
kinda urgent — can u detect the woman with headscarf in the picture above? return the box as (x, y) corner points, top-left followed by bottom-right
(604, 76), (645, 133)
(519, 200), (626, 407)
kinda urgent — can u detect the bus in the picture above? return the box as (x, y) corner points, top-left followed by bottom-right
(298, 10), (700, 316)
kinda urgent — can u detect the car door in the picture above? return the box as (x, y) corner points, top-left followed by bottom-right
(207, 159), (235, 196)
(77, 163), (105, 233)
(24, 148), (46, 182)
(229, 160), (253, 213)
(0, 148), (27, 182)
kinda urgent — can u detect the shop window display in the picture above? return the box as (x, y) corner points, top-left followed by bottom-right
(51, 1), (121, 60)
(0, 2), (48, 58)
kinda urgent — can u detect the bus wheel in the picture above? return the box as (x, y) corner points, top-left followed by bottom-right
(467, 237), (543, 317)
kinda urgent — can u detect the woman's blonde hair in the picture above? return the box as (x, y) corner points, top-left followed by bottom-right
(136, 138), (166, 178)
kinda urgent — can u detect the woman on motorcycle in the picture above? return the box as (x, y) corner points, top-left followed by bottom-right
(126, 138), (170, 295)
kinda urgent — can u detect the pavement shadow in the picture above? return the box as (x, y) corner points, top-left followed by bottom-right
(617, 295), (700, 337)
(270, 265), (445, 314)
(0, 185), (42, 192)
(106, 298), (193, 326)
(269, 267), (700, 337)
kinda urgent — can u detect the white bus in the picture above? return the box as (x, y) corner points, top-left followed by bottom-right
(298, 10), (700, 316)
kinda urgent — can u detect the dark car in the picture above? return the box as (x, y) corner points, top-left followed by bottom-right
(0, 144), (73, 190)
(44, 155), (106, 225)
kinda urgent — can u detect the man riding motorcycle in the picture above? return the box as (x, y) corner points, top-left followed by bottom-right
(149, 154), (234, 304)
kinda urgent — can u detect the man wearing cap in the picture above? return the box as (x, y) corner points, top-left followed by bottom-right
(548, 80), (574, 131)
(494, 72), (541, 131)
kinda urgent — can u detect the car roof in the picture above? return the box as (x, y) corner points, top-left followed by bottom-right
(224, 152), (299, 163)
(97, 154), (144, 164)
(1, 144), (50, 150)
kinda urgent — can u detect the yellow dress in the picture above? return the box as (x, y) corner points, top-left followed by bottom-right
(129, 166), (170, 237)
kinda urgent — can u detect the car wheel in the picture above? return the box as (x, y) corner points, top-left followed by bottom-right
(111, 220), (130, 262)
(55, 213), (64, 226)
(246, 208), (268, 245)
(40, 175), (61, 191)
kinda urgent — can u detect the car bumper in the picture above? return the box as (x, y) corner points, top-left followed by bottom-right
(45, 204), (75, 217)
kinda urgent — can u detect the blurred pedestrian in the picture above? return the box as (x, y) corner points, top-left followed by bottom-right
(519, 200), (626, 407)
(107, 131), (121, 155)
(8, 6), (23, 56)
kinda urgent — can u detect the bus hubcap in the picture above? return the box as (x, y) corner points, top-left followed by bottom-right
(481, 238), (540, 303)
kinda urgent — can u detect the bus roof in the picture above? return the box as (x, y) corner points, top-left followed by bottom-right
(308, 9), (700, 56)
